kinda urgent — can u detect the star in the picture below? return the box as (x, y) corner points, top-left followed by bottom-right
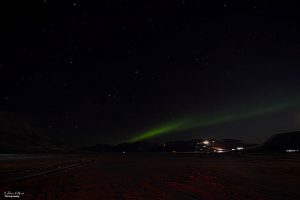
(194, 58), (200, 63)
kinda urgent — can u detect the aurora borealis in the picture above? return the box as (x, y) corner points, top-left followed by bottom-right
(129, 121), (186, 142)
(129, 98), (300, 142)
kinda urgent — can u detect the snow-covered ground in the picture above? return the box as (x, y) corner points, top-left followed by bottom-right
(1, 153), (299, 200)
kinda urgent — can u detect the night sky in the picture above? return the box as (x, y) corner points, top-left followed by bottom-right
(1, 0), (300, 146)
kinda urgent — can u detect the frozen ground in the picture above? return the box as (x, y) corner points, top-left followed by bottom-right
(0, 153), (299, 200)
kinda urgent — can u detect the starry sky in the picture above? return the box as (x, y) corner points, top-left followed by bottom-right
(0, 0), (300, 146)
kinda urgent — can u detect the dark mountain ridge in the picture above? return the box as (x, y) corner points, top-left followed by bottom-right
(0, 111), (71, 153)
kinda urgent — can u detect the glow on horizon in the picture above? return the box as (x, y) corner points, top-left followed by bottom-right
(127, 99), (299, 143)
(128, 121), (186, 143)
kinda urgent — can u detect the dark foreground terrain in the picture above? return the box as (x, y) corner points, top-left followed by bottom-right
(0, 153), (299, 200)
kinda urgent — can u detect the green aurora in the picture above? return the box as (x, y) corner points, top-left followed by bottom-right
(128, 98), (300, 143)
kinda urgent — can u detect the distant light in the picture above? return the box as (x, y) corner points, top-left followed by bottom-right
(202, 140), (210, 145)
(286, 149), (299, 153)
(215, 148), (225, 153)
(236, 147), (244, 151)
(212, 140), (215, 143)
(172, 150), (176, 153)
(162, 144), (166, 147)
(231, 148), (235, 151)
(122, 151), (126, 154)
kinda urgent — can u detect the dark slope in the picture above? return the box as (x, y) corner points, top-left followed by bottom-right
(0, 111), (71, 153)
(260, 131), (300, 152)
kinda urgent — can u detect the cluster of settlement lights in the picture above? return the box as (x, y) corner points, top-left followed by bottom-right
(194, 139), (244, 153)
